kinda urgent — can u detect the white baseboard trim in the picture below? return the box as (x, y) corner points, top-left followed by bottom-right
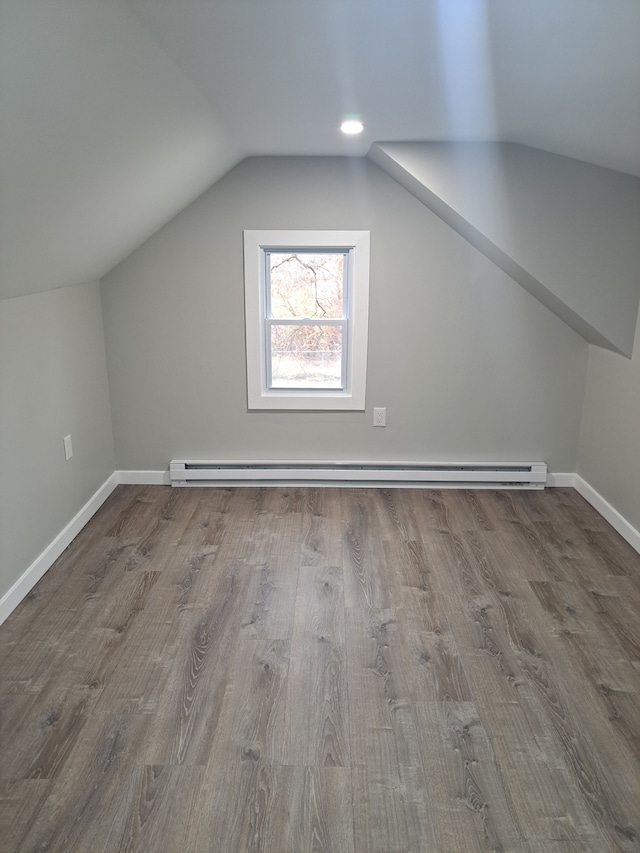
(117, 470), (170, 486)
(546, 472), (576, 487)
(122, 470), (582, 490)
(2, 468), (637, 626)
(573, 475), (640, 555)
(120, 470), (584, 490)
(0, 473), (119, 626)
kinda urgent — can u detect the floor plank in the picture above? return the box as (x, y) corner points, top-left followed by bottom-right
(283, 564), (349, 767)
(1, 485), (639, 852)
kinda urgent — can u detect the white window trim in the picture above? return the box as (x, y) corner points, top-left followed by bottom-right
(244, 230), (370, 411)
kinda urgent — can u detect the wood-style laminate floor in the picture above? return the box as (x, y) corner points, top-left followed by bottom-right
(1, 485), (639, 853)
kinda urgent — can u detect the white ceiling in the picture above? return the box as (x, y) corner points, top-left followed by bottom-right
(126, 0), (640, 171)
(2, 0), (639, 299)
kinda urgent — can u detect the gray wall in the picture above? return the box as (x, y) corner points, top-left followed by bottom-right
(578, 311), (640, 531)
(0, 282), (115, 599)
(101, 156), (587, 474)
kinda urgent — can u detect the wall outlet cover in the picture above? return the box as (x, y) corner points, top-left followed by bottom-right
(373, 407), (386, 427)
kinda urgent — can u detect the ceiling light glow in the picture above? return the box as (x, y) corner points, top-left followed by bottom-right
(341, 119), (364, 135)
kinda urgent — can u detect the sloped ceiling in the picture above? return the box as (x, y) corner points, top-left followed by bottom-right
(371, 141), (640, 356)
(126, 0), (640, 173)
(0, 0), (237, 299)
(1, 0), (639, 301)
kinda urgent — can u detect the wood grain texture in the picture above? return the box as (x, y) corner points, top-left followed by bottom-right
(1, 484), (639, 852)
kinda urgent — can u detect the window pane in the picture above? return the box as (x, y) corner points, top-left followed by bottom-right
(268, 252), (345, 320)
(270, 324), (343, 388)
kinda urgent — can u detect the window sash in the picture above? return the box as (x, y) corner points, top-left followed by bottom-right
(264, 249), (349, 322)
(264, 248), (351, 392)
(265, 318), (348, 390)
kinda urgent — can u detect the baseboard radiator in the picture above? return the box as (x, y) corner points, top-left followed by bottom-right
(169, 460), (547, 489)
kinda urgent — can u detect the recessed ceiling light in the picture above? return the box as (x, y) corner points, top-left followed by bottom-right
(341, 119), (364, 135)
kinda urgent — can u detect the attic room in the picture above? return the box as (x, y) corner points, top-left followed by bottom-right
(1, 1), (639, 851)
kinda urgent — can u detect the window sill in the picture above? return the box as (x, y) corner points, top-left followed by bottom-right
(248, 390), (365, 411)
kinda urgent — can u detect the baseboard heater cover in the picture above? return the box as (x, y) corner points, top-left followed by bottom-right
(169, 460), (547, 489)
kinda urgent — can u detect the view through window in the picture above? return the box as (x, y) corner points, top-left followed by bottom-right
(266, 251), (348, 389)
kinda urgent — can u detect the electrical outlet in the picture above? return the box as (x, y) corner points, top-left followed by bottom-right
(373, 407), (386, 427)
(63, 434), (73, 460)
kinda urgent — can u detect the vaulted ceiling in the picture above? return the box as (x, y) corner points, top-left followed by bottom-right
(2, 0), (639, 300)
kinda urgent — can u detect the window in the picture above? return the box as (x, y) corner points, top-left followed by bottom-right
(244, 230), (370, 410)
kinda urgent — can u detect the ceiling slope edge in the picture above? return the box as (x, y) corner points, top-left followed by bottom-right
(369, 142), (640, 357)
